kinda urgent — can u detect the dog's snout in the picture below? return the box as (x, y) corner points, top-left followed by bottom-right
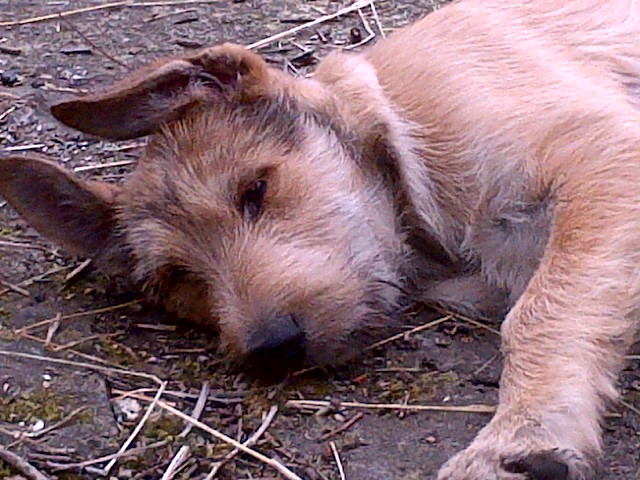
(246, 315), (306, 374)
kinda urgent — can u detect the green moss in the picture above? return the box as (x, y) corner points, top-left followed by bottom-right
(0, 460), (13, 477)
(144, 413), (184, 442)
(0, 390), (64, 423)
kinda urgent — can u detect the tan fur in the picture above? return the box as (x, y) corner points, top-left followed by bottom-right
(2, 0), (640, 478)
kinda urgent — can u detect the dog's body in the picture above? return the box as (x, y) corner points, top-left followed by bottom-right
(2, 0), (640, 478)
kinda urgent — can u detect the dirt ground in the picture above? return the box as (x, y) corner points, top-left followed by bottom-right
(0, 1), (639, 479)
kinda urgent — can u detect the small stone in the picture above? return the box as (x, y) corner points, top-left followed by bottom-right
(113, 398), (142, 422)
(1, 70), (18, 86)
(31, 78), (45, 88)
(31, 419), (45, 432)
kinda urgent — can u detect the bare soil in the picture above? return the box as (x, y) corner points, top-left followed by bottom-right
(0, 1), (639, 479)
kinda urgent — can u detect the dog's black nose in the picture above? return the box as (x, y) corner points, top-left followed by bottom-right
(246, 315), (306, 376)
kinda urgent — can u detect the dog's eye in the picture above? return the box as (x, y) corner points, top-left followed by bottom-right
(241, 180), (267, 220)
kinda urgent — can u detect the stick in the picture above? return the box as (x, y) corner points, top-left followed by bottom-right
(0, 1), (232, 27)
(318, 412), (364, 442)
(58, 16), (128, 68)
(206, 405), (278, 479)
(73, 159), (136, 172)
(101, 381), (168, 475)
(0, 350), (163, 385)
(365, 314), (453, 351)
(46, 440), (167, 471)
(287, 399), (496, 414)
(27, 406), (89, 439)
(329, 442), (346, 480)
(161, 445), (190, 480)
(156, 401), (301, 479)
(16, 300), (139, 334)
(177, 381), (209, 438)
(247, 1), (376, 50)
(0, 445), (51, 480)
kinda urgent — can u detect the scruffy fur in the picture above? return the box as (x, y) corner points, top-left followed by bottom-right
(2, 1), (640, 478)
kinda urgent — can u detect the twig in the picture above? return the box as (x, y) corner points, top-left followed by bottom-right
(161, 445), (190, 480)
(0, 240), (50, 251)
(101, 381), (168, 475)
(0, 279), (30, 296)
(178, 381), (209, 438)
(155, 401), (301, 479)
(27, 406), (89, 439)
(43, 313), (61, 349)
(58, 16), (128, 68)
(0, 444), (51, 480)
(0, 350), (164, 385)
(0, 1), (234, 27)
(619, 398), (640, 417)
(46, 440), (167, 471)
(0, 264), (72, 297)
(206, 405), (278, 479)
(248, 0), (376, 50)
(16, 300), (139, 334)
(287, 399), (496, 414)
(0, 105), (17, 122)
(318, 412), (364, 441)
(1, 144), (45, 152)
(329, 441), (346, 480)
(73, 159), (136, 172)
(431, 306), (501, 336)
(365, 314), (454, 351)
(293, 314), (453, 378)
(63, 259), (92, 285)
(369, 2), (385, 38)
(472, 352), (500, 376)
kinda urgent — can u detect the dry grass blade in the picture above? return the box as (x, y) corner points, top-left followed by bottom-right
(16, 300), (139, 334)
(27, 406), (89, 439)
(0, 444), (51, 480)
(247, 0), (376, 50)
(155, 401), (301, 479)
(46, 440), (167, 471)
(0, 350), (164, 385)
(318, 412), (364, 441)
(619, 398), (640, 417)
(178, 381), (210, 438)
(0, 0), (235, 27)
(73, 159), (136, 172)
(329, 441), (346, 480)
(161, 445), (190, 480)
(287, 399), (496, 414)
(430, 306), (501, 336)
(365, 314), (453, 351)
(101, 381), (168, 475)
(206, 405), (279, 479)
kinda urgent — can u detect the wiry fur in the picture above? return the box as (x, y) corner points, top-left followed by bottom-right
(1, 1), (640, 478)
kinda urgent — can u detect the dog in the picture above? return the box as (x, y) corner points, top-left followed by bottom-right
(2, 0), (640, 478)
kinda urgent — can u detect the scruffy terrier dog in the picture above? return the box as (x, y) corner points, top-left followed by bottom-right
(2, 0), (640, 478)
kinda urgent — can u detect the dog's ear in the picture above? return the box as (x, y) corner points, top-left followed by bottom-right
(51, 44), (273, 140)
(0, 155), (126, 270)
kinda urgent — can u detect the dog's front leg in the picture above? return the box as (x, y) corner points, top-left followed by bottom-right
(437, 179), (640, 479)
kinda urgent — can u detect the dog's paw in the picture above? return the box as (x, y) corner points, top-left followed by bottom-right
(438, 446), (592, 480)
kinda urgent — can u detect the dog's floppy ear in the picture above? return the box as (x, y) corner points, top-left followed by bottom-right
(0, 155), (124, 268)
(51, 44), (272, 140)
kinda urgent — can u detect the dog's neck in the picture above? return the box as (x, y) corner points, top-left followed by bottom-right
(314, 51), (470, 262)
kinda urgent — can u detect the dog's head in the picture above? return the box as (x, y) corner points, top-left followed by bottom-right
(0, 45), (408, 373)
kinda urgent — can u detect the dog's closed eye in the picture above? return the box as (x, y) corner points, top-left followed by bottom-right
(241, 179), (267, 220)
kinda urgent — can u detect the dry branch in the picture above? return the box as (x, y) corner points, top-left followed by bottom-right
(287, 399), (496, 414)
(0, 445), (51, 480)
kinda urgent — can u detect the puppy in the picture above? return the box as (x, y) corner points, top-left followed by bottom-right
(2, 1), (639, 478)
